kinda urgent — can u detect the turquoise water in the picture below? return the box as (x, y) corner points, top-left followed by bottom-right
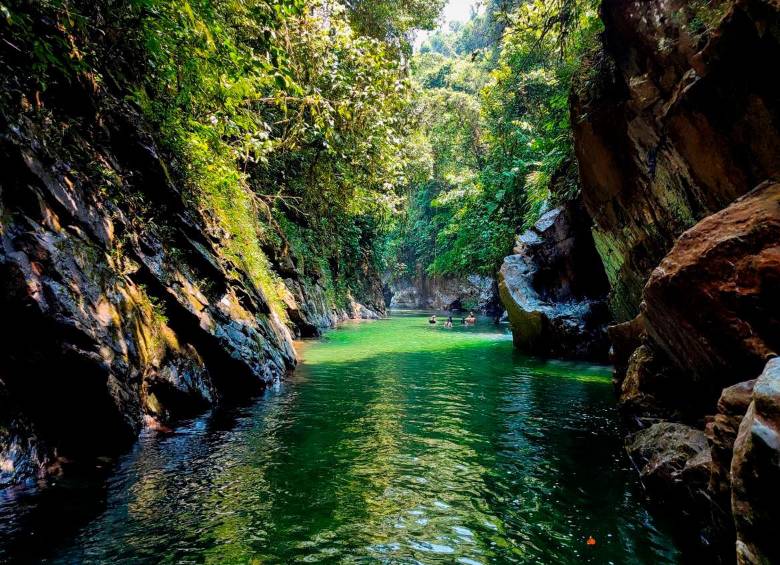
(0, 312), (680, 563)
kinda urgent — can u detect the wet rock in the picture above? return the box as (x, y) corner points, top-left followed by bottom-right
(627, 422), (711, 505)
(0, 89), (298, 482)
(707, 380), (756, 501)
(619, 344), (689, 426)
(643, 182), (780, 396)
(572, 0), (780, 321)
(731, 358), (780, 565)
(0, 382), (47, 487)
(498, 199), (610, 361)
(704, 379), (756, 543)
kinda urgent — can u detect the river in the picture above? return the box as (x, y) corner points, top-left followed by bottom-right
(0, 311), (680, 563)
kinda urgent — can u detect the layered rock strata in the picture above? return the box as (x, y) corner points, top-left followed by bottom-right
(572, 0), (780, 321)
(0, 42), (382, 487)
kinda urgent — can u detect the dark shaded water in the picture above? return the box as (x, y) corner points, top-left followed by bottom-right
(0, 312), (679, 563)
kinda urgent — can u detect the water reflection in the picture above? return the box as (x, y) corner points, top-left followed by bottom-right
(0, 312), (680, 563)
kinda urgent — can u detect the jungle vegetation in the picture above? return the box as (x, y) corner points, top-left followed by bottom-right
(0, 0), (601, 311)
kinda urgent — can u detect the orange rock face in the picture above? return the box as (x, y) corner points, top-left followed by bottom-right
(642, 182), (780, 395)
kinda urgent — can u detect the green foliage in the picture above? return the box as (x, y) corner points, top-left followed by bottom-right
(346, 0), (447, 45)
(2, 0), (434, 319)
(121, 0), (434, 314)
(390, 0), (601, 280)
(3, 0), (605, 315)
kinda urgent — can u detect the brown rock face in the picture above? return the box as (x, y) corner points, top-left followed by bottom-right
(607, 314), (645, 386)
(731, 358), (780, 565)
(619, 343), (693, 425)
(707, 380), (757, 503)
(643, 182), (780, 395)
(572, 0), (780, 321)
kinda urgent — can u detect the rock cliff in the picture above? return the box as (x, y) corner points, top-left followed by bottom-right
(387, 274), (500, 313)
(0, 12), (383, 487)
(571, 0), (780, 322)
(569, 0), (780, 561)
(498, 199), (611, 360)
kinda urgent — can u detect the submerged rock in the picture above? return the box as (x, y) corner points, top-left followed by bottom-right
(498, 200), (610, 361)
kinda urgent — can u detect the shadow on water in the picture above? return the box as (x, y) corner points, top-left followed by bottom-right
(0, 312), (683, 563)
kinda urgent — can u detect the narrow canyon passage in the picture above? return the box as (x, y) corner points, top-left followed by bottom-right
(0, 313), (679, 563)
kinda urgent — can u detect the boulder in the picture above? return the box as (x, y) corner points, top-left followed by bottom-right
(706, 380), (756, 503)
(642, 182), (780, 395)
(608, 314), (646, 387)
(572, 0), (780, 321)
(498, 200), (611, 361)
(619, 344), (693, 426)
(731, 357), (780, 565)
(626, 422), (711, 507)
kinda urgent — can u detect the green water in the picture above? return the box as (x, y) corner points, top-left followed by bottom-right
(0, 312), (680, 563)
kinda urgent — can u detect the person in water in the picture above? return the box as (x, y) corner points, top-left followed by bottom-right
(445, 316), (453, 328)
(465, 311), (477, 325)
(429, 314), (437, 324)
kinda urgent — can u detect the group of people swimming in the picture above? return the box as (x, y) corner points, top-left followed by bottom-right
(429, 312), (477, 327)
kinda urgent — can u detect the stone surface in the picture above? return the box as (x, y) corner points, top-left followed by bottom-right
(608, 315), (645, 387)
(572, 0), (780, 321)
(619, 344), (687, 424)
(705, 379), (756, 541)
(388, 274), (499, 313)
(0, 105), (300, 481)
(643, 182), (780, 395)
(498, 199), (611, 361)
(731, 358), (780, 565)
(626, 422), (711, 504)
(0, 31), (391, 484)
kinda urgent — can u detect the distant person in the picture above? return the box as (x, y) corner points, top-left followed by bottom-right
(445, 316), (453, 328)
(466, 311), (477, 325)
(429, 314), (437, 325)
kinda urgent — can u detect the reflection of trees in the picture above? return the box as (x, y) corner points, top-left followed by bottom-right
(27, 314), (676, 564)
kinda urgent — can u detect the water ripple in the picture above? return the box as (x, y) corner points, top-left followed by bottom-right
(0, 312), (680, 564)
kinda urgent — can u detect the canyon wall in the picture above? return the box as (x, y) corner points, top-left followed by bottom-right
(571, 0), (779, 323)
(0, 12), (383, 487)
(386, 274), (500, 313)
(569, 0), (780, 561)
